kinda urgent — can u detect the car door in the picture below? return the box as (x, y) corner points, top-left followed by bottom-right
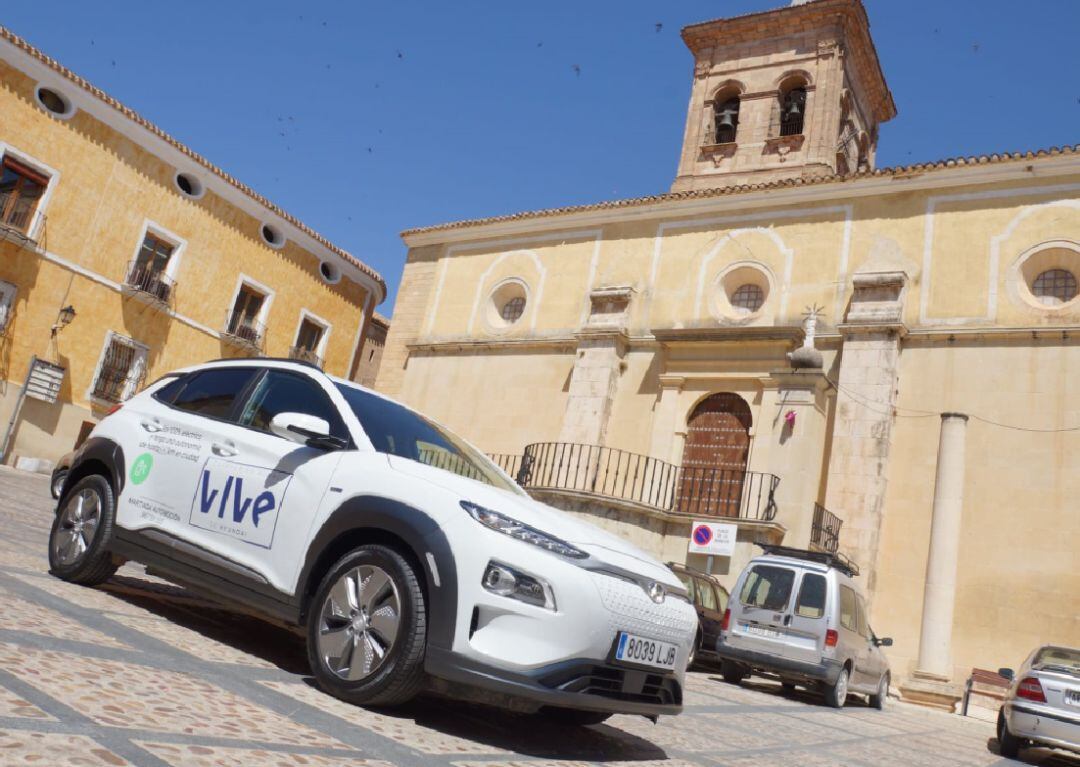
(113, 366), (260, 544)
(854, 595), (879, 688)
(724, 563), (797, 657)
(214, 368), (351, 593)
(784, 570), (830, 665)
(693, 577), (723, 652)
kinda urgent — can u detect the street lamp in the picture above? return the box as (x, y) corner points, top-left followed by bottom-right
(51, 305), (76, 336)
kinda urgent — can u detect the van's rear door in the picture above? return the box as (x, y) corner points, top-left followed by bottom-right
(724, 563), (797, 657)
(784, 570), (829, 664)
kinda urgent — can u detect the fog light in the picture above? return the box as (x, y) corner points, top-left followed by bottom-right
(481, 562), (555, 610)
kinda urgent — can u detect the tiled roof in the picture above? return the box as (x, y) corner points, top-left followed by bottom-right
(402, 145), (1080, 237)
(0, 25), (385, 299)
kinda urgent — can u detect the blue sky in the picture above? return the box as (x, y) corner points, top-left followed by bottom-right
(5, 1), (1077, 311)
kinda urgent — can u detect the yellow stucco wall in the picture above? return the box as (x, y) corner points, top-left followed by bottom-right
(0, 58), (373, 462)
(380, 165), (1080, 687)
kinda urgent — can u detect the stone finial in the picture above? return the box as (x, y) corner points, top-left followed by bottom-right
(788, 304), (824, 369)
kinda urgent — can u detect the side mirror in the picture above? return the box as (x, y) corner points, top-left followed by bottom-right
(998, 667), (1015, 681)
(269, 412), (346, 450)
(874, 637), (893, 647)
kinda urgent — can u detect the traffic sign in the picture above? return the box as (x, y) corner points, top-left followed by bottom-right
(687, 520), (737, 556)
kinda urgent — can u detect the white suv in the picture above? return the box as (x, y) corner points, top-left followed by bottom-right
(49, 359), (696, 723)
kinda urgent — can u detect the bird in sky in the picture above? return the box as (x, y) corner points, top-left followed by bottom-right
(572, 64), (581, 77)
(655, 22), (663, 33)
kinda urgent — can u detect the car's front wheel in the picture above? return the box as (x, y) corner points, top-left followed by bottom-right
(997, 708), (1023, 759)
(48, 475), (119, 585)
(306, 544), (427, 707)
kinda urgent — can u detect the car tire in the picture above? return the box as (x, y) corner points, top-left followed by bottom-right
(824, 665), (849, 708)
(51, 470), (68, 500)
(687, 631), (700, 669)
(721, 660), (746, 685)
(540, 707), (613, 726)
(997, 708), (1022, 759)
(781, 681), (798, 693)
(869, 672), (889, 710)
(307, 544), (427, 707)
(48, 474), (119, 586)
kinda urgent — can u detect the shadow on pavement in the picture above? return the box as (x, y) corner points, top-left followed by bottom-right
(986, 738), (1080, 766)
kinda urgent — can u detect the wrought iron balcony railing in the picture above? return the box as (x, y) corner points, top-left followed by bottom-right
(90, 361), (147, 404)
(123, 260), (176, 308)
(221, 311), (266, 352)
(0, 203), (46, 249)
(288, 345), (323, 368)
(810, 503), (842, 552)
(511, 442), (779, 521)
(489, 452), (524, 480)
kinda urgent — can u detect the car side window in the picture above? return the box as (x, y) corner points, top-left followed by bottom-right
(716, 585), (729, 613)
(739, 565), (795, 611)
(238, 371), (348, 440)
(795, 573), (827, 619)
(170, 368), (256, 421)
(839, 585), (858, 632)
(856, 596), (871, 639)
(696, 579), (718, 610)
(676, 573), (696, 604)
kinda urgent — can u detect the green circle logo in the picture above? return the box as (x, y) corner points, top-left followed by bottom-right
(130, 453), (153, 485)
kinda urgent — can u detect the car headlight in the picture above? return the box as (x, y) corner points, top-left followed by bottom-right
(460, 501), (588, 559)
(482, 561), (556, 610)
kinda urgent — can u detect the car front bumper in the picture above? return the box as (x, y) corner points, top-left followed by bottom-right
(1006, 701), (1080, 753)
(714, 640), (844, 685)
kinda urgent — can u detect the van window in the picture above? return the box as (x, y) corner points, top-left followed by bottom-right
(739, 565), (794, 611)
(696, 579), (718, 610)
(856, 596), (871, 639)
(795, 573), (827, 618)
(839, 585), (858, 632)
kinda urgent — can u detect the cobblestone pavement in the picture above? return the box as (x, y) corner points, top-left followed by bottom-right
(0, 466), (1074, 767)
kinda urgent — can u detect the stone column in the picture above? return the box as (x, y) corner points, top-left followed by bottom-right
(649, 375), (685, 463)
(900, 413), (968, 710)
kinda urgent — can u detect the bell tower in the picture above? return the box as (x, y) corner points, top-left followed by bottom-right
(672, 0), (896, 192)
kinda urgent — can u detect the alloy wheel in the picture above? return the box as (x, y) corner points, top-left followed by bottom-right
(51, 488), (102, 566)
(318, 565), (401, 681)
(835, 669), (848, 706)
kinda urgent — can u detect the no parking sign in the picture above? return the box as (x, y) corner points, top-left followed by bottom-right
(688, 521), (737, 556)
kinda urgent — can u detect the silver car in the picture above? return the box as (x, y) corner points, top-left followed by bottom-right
(997, 645), (1080, 759)
(715, 545), (892, 708)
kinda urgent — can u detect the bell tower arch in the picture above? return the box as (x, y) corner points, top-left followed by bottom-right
(672, 0), (896, 192)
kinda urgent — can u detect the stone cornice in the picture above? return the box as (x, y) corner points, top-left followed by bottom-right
(653, 326), (805, 345)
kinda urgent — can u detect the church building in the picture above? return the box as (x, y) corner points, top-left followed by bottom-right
(377, 0), (1079, 707)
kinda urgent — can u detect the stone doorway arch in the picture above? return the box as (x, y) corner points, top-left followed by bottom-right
(677, 392), (752, 517)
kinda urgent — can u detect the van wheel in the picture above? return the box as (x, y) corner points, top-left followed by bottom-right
(721, 661), (746, 685)
(869, 672), (889, 710)
(997, 709), (1022, 758)
(48, 475), (119, 586)
(540, 707), (612, 726)
(307, 544), (427, 707)
(824, 665), (849, 708)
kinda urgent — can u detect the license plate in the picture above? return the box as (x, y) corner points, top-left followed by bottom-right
(614, 632), (679, 671)
(743, 623), (783, 640)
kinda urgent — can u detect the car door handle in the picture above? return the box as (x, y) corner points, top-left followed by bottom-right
(140, 419), (163, 433)
(211, 442), (238, 457)
(783, 614), (792, 626)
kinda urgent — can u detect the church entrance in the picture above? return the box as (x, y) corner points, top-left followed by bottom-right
(676, 392), (752, 517)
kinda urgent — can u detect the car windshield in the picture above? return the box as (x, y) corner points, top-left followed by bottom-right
(1032, 646), (1080, 675)
(334, 383), (521, 494)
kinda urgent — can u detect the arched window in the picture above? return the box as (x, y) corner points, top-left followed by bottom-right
(780, 86), (807, 136)
(714, 97), (740, 144)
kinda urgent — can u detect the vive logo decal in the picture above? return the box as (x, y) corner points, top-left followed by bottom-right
(130, 453), (154, 486)
(188, 457), (292, 549)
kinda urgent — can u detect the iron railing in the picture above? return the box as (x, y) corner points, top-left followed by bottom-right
(90, 345), (146, 404)
(489, 452), (524, 480)
(810, 503), (842, 552)
(0, 204), (46, 249)
(514, 442), (779, 521)
(288, 345), (323, 368)
(123, 260), (176, 308)
(222, 312), (266, 352)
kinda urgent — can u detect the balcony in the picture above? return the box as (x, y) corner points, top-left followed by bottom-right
(0, 204), (46, 251)
(288, 345), (323, 368)
(810, 503), (842, 553)
(509, 442), (779, 521)
(221, 313), (266, 354)
(90, 362), (146, 404)
(122, 260), (176, 310)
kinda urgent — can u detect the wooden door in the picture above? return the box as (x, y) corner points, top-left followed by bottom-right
(677, 393), (751, 517)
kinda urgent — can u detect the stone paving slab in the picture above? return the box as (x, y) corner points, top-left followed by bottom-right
(0, 466), (1072, 767)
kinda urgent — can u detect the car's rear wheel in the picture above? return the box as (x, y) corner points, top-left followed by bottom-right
(721, 660), (746, 685)
(306, 544), (427, 707)
(869, 672), (889, 710)
(539, 707), (612, 726)
(48, 475), (119, 586)
(823, 665), (849, 708)
(997, 708), (1023, 758)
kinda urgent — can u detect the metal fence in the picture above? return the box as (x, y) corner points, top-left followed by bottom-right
(124, 260), (176, 307)
(811, 503), (842, 552)
(222, 312), (266, 352)
(0, 205), (46, 249)
(488, 452), (524, 480)
(288, 345), (323, 369)
(511, 442), (779, 521)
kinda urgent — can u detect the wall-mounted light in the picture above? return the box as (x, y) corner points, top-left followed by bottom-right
(51, 305), (76, 336)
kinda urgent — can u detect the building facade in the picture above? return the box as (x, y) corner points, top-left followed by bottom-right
(353, 312), (389, 388)
(378, 0), (1079, 705)
(0, 27), (385, 467)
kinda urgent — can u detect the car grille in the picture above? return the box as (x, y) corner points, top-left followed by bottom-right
(590, 572), (697, 646)
(539, 663), (682, 706)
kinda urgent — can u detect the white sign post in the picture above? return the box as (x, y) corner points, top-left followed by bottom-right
(688, 520), (738, 558)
